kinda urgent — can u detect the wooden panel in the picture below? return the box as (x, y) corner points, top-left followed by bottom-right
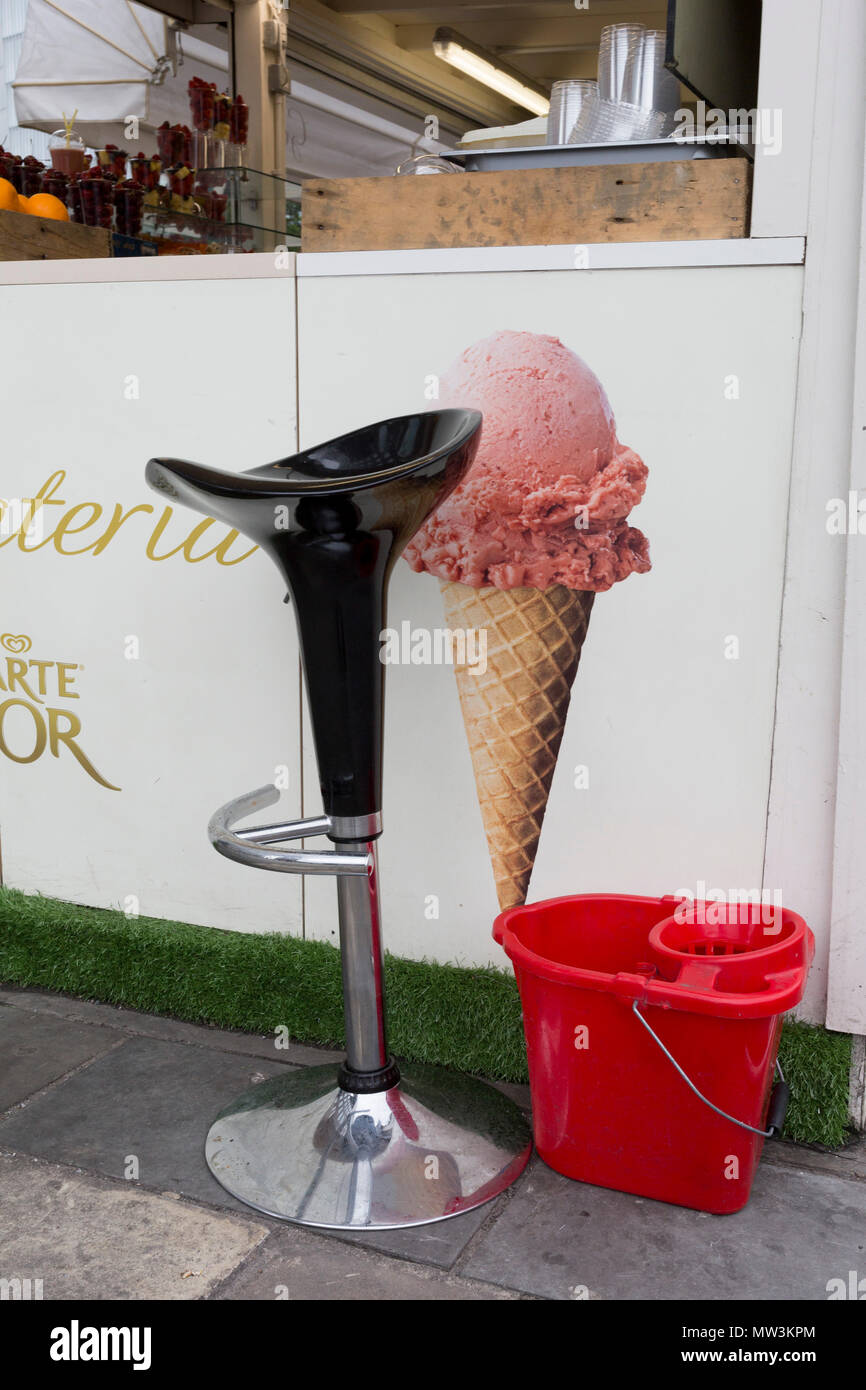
(0, 209), (111, 262)
(302, 160), (752, 252)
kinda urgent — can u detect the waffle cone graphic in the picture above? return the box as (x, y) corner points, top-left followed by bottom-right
(440, 581), (595, 911)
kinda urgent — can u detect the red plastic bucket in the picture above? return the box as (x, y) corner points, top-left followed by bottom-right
(493, 894), (814, 1214)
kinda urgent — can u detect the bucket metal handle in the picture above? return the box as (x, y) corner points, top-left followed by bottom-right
(631, 1002), (789, 1138)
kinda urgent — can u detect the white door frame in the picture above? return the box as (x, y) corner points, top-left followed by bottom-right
(764, 0), (866, 1028)
(827, 88), (866, 1034)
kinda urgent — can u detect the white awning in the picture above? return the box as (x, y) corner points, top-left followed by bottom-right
(10, 0), (458, 176)
(11, 0), (226, 147)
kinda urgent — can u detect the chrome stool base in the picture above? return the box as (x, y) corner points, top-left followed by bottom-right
(205, 1061), (531, 1230)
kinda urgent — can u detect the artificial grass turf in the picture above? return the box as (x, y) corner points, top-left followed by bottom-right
(0, 886), (853, 1146)
(0, 887), (526, 1082)
(776, 1019), (854, 1148)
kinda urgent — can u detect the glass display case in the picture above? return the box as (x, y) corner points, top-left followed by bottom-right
(141, 168), (301, 255)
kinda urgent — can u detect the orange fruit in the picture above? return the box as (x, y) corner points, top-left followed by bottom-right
(0, 178), (20, 211)
(16, 195), (29, 212)
(25, 192), (69, 221)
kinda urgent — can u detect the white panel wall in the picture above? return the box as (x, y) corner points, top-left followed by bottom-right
(297, 264), (803, 971)
(0, 269), (303, 934)
(1, 252), (846, 1027)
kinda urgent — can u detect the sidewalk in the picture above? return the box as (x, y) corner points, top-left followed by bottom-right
(1, 985), (863, 1302)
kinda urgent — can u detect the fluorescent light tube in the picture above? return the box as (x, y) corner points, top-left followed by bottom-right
(433, 27), (550, 118)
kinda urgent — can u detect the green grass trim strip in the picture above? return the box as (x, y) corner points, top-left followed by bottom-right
(0, 887), (852, 1146)
(776, 1019), (853, 1148)
(0, 887), (526, 1081)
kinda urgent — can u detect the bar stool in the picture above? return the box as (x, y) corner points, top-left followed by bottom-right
(145, 410), (531, 1230)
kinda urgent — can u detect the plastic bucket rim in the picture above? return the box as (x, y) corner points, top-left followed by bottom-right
(648, 903), (810, 969)
(493, 893), (815, 1021)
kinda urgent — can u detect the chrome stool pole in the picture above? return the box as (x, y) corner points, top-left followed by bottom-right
(146, 412), (531, 1230)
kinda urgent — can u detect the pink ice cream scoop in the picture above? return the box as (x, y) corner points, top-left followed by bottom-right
(404, 330), (650, 591)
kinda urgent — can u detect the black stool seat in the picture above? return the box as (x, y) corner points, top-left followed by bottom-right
(147, 410), (481, 824)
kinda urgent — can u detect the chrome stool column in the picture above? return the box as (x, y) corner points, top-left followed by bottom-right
(145, 411), (531, 1230)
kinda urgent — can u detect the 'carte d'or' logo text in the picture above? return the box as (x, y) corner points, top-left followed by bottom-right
(0, 632), (119, 791)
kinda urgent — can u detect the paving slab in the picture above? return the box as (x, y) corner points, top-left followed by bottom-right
(764, 1132), (866, 1183)
(0, 1006), (122, 1111)
(3, 989), (862, 1303)
(0, 987), (343, 1067)
(461, 1156), (866, 1301)
(0, 1035), (291, 1213)
(331, 1196), (504, 1269)
(0, 990), (526, 1268)
(0, 1152), (267, 1300)
(213, 1226), (521, 1300)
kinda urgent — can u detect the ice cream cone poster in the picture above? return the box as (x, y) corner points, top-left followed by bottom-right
(404, 330), (650, 911)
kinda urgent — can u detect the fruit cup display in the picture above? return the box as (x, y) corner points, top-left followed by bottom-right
(129, 153), (162, 190)
(157, 122), (193, 167)
(78, 172), (115, 228)
(226, 95), (249, 167)
(42, 170), (70, 206)
(189, 76), (217, 126)
(98, 144), (128, 179)
(156, 122), (174, 165)
(68, 176), (83, 223)
(115, 179), (145, 237)
(191, 176), (228, 223)
(212, 92), (232, 167)
(3, 153), (22, 191)
(189, 76), (217, 167)
(19, 156), (46, 199)
(167, 164), (196, 206)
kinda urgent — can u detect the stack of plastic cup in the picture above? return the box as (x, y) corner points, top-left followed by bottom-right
(546, 80), (598, 145)
(570, 92), (666, 144)
(597, 23), (646, 103)
(621, 29), (681, 132)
